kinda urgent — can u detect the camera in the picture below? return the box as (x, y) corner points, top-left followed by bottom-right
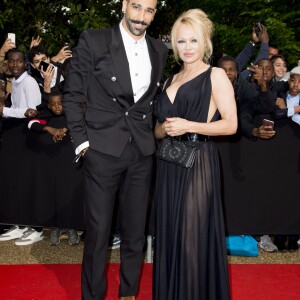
(253, 21), (263, 37)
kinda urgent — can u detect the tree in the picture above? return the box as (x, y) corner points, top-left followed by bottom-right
(0, 0), (114, 55)
(0, 0), (299, 67)
(156, 0), (300, 67)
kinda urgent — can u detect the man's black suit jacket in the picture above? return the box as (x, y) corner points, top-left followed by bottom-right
(63, 25), (168, 157)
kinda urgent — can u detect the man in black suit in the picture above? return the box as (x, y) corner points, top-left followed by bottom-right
(63, 0), (168, 299)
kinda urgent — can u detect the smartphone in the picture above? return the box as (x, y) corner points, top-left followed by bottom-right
(253, 21), (262, 37)
(8, 33), (16, 44)
(263, 119), (274, 131)
(39, 60), (50, 70)
(63, 42), (72, 51)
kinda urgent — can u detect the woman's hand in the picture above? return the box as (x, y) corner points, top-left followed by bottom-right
(164, 117), (191, 136)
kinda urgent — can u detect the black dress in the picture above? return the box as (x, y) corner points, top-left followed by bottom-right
(153, 67), (230, 300)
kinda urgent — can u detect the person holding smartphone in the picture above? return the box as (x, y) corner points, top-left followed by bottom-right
(28, 45), (64, 110)
(247, 59), (288, 140)
(0, 37), (16, 72)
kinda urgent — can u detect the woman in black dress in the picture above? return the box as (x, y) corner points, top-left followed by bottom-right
(153, 9), (237, 300)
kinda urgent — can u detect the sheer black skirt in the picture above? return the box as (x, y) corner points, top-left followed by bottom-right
(153, 141), (230, 300)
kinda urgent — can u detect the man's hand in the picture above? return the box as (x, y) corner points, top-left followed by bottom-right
(40, 63), (55, 93)
(275, 98), (286, 109)
(0, 38), (16, 57)
(248, 63), (267, 91)
(258, 25), (269, 44)
(251, 27), (259, 44)
(24, 108), (38, 118)
(30, 36), (42, 49)
(252, 126), (275, 139)
(51, 46), (72, 64)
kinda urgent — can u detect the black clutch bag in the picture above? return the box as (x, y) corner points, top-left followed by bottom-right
(156, 136), (196, 168)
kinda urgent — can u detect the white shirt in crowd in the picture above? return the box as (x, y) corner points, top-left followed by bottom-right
(3, 71), (41, 118)
(286, 93), (300, 125)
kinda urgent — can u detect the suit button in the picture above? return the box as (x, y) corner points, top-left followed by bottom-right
(150, 101), (153, 105)
(143, 115), (146, 119)
(112, 98), (117, 102)
(157, 82), (160, 87)
(111, 77), (116, 81)
(125, 112), (128, 116)
(129, 136), (132, 142)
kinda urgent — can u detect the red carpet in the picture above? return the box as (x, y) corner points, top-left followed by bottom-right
(0, 263), (299, 299)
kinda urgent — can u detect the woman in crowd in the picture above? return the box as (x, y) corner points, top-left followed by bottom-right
(153, 9), (237, 300)
(271, 54), (289, 81)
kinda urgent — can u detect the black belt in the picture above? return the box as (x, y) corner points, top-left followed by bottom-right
(174, 133), (209, 142)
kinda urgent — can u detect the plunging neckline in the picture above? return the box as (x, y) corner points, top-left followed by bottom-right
(165, 67), (211, 105)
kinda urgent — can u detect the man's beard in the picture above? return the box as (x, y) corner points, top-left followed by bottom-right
(125, 17), (149, 37)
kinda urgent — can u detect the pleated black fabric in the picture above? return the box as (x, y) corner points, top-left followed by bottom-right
(153, 67), (230, 300)
(0, 115), (84, 230)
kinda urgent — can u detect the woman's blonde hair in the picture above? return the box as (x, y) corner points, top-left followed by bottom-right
(171, 9), (214, 64)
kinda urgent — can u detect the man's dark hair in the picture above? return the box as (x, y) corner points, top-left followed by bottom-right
(49, 89), (63, 99)
(6, 48), (25, 61)
(269, 44), (279, 50)
(217, 55), (237, 69)
(28, 45), (49, 63)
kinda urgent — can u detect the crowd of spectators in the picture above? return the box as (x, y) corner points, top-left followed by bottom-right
(216, 24), (300, 252)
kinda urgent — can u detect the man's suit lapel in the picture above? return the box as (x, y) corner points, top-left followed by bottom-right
(108, 26), (134, 108)
(131, 36), (161, 108)
(148, 36), (161, 93)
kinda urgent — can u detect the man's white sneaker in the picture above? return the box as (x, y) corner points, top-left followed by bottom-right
(0, 226), (29, 241)
(15, 228), (43, 246)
